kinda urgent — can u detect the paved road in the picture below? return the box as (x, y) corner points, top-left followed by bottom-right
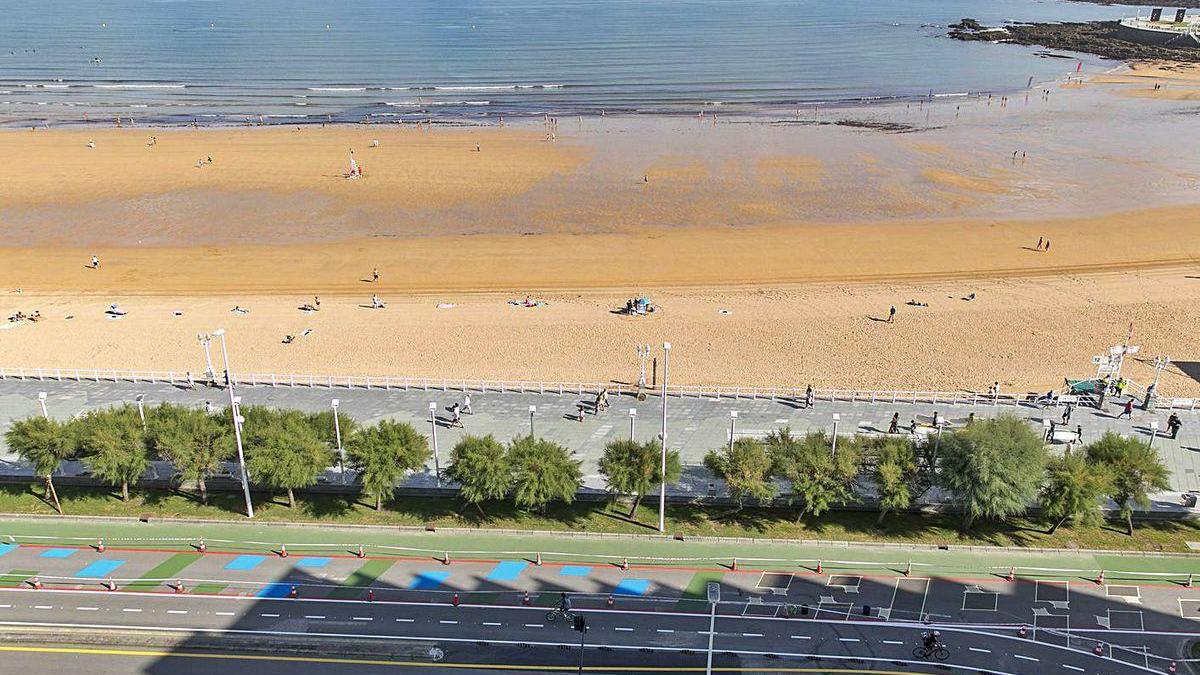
(1, 541), (1197, 673)
(2, 378), (1199, 494)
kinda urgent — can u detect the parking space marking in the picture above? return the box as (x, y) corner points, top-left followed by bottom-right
(886, 577), (930, 623)
(1098, 609), (1145, 632)
(1180, 598), (1200, 619)
(962, 587), (999, 612)
(1105, 584), (1142, 605)
(827, 575), (861, 594)
(756, 572), (794, 593)
(815, 597), (855, 620)
(1034, 580), (1070, 610)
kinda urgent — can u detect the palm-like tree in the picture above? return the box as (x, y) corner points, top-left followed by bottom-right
(445, 435), (511, 515)
(598, 439), (681, 518)
(5, 416), (76, 514)
(347, 420), (429, 510)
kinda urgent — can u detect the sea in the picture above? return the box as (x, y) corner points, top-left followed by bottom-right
(0, 0), (1134, 126)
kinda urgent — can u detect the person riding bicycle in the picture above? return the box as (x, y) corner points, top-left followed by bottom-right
(921, 630), (941, 650)
(558, 592), (572, 613)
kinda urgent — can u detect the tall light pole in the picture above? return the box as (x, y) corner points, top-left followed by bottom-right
(1153, 356), (1171, 390)
(529, 405), (537, 438)
(1149, 420), (1160, 452)
(331, 399), (345, 483)
(135, 394), (146, 430)
(658, 341), (671, 533)
(37, 392), (48, 420)
(705, 582), (720, 675)
(728, 411), (738, 452)
(212, 329), (254, 519)
(428, 402), (440, 486)
(628, 408), (637, 441)
(197, 333), (216, 383)
(830, 413), (840, 457)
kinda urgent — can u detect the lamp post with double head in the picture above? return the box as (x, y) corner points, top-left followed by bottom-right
(212, 329), (254, 519)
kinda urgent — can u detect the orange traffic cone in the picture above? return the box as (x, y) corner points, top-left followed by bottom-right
(1006, 566), (1015, 582)
(96, 538), (105, 554)
(30, 576), (43, 590)
(1017, 626), (1027, 638)
(441, 552), (451, 565)
(357, 544), (365, 559)
(197, 538), (207, 554)
(1093, 642), (1104, 656)
(523, 591), (531, 605)
(535, 552), (542, 566)
(731, 558), (738, 571)
(367, 589), (375, 602)
(904, 560), (912, 577)
(279, 544), (288, 558)
(174, 579), (185, 594)
(452, 593), (460, 607)
(1095, 569), (1105, 585)
(815, 560), (822, 574)
(620, 557), (629, 571)
(288, 584), (298, 599)
(607, 595), (614, 608)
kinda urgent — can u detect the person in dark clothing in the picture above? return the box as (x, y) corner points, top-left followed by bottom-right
(888, 412), (900, 434)
(1119, 400), (1134, 419)
(1169, 413), (1182, 439)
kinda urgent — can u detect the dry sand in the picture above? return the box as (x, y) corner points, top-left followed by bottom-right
(3, 66), (1200, 395)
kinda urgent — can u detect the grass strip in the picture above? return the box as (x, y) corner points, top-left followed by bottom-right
(0, 570), (38, 587)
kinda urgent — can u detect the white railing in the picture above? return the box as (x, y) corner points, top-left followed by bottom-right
(0, 366), (1193, 409)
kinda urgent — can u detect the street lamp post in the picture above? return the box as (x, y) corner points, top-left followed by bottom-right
(428, 402), (440, 486)
(658, 342), (671, 533)
(37, 392), (48, 420)
(831, 413), (840, 457)
(197, 333), (217, 384)
(728, 411), (738, 453)
(135, 394), (146, 430)
(212, 329), (254, 519)
(331, 399), (345, 483)
(1149, 420), (1160, 452)
(529, 405), (537, 438)
(628, 408), (637, 441)
(705, 582), (721, 675)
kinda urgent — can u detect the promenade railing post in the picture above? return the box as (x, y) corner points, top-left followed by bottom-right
(135, 394), (146, 430)
(831, 413), (840, 457)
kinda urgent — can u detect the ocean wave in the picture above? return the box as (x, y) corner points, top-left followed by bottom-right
(385, 100), (490, 106)
(409, 84), (564, 92)
(23, 84), (71, 89)
(94, 83), (186, 89)
(308, 86), (367, 92)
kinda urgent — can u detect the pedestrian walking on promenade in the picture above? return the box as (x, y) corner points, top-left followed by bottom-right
(1076, 424), (1083, 444)
(888, 412), (900, 434)
(888, 305), (896, 323)
(204, 401), (213, 414)
(463, 394), (473, 414)
(1143, 383), (1156, 411)
(1169, 413), (1182, 439)
(450, 403), (464, 428)
(1044, 239), (1051, 252)
(804, 385), (814, 409)
(1119, 399), (1134, 419)
(1061, 403), (1072, 425)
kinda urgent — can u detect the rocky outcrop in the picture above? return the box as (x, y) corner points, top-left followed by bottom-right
(948, 19), (1200, 62)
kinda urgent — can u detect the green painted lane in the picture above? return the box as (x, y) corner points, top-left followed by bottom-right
(123, 553), (202, 591)
(329, 559), (395, 599)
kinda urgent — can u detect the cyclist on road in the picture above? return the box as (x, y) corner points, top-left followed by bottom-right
(921, 630), (941, 650)
(558, 592), (572, 613)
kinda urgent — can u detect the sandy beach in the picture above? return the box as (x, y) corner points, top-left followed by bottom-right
(3, 63), (1200, 395)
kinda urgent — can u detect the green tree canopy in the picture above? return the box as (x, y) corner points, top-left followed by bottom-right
(347, 420), (429, 510)
(1039, 450), (1109, 535)
(5, 415), (76, 514)
(938, 415), (1047, 529)
(767, 428), (862, 521)
(445, 434), (511, 514)
(1086, 431), (1170, 535)
(147, 403), (233, 505)
(704, 437), (776, 510)
(306, 409), (360, 469)
(245, 409), (333, 509)
(872, 436), (919, 525)
(78, 405), (150, 502)
(508, 436), (583, 513)
(598, 439), (682, 517)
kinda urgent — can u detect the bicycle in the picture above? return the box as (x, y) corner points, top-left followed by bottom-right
(545, 607), (576, 623)
(912, 644), (950, 661)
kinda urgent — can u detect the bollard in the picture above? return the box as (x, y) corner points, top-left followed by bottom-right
(1093, 642), (1104, 656)
(1006, 566), (1015, 582)
(197, 538), (206, 554)
(357, 544), (365, 559)
(731, 558), (737, 571)
(452, 593), (460, 607)
(607, 595), (614, 608)
(523, 591), (531, 605)
(30, 576), (42, 590)
(279, 544), (289, 558)
(535, 552), (542, 566)
(104, 578), (116, 591)
(904, 560), (912, 577)
(1187, 574), (1194, 589)
(1095, 569), (1105, 585)
(442, 552), (451, 565)
(288, 584), (298, 599)
(96, 538), (105, 554)
(367, 589), (375, 602)
(815, 560), (822, 574)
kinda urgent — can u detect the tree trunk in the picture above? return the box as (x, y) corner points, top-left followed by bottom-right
(121, 481), (130, 502)
(199, 477), (208, 505)
(876, 508), (889, 526)
(627, 492), (642, 518)
(1047, 515), (1068, 536)
(375, 493), (382, 511)
(287, 487), (296, 509)
(962, 512), (976, 531)
(1126, 511), (1134, 536)
(45, 475), (62, 515)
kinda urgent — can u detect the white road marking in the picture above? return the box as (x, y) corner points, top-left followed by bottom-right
(657, 629), (674, 633)
(969, 647), (990, 654)
(396, 618), (414, 623)
(839, 638), (860, 643)
(439, 620), (458, 625)
(352, 617), (372, 621)
(167, 610), (188, 615)
(1013, 654), (1039, 662)
(260, 613), (279, 618)
(122, 608), (141, 613)
(743, 633), (763, 637)
(76, 607), (99, 612)
(791, 635), (812, 640)
(215, 612), (234, 616)
(33, 605), (52, 610)
(1064, 666), (1085, 672)
(882, 640), (903, 645)
(482, 622), (502, 627)
(0, 605), (11, 609)
(304, 615), (325, 620)
(615, 627), (633, 632)
(525, 623), (544, 628)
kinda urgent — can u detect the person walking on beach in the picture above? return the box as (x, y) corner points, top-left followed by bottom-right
(887, 305), (896, 323)
(463, 394), (473, 415)
(888, 412), (900, 434)
(1044, 239), (1051, 253)
(91, 255), (100, 269)
(1119, 399), (1134, 420)
(1036, 237), (1043, 251)
(372, 268), (379, 283)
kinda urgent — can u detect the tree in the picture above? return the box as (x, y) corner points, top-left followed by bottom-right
(245, 410), (333, 509)
(767, 428), (861, 521)
(938, 415), (1047, 530)
(1087, 431), (1170, 535)
(1039, 451), (1109, 535)
(508, 436), (583, 513)
(5, 416), (76, 514)
(872, 436), (919, 525)
(444, 435), (511, 515)
(306, 409), (359, 470)
(703, 438), (776, 510)
(347, 420), (429, 510)
(148, 403), (233, 505)
(598, 439), (682, 517)
(78, 405), (150, 502)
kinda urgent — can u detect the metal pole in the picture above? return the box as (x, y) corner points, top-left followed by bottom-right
(728, 411), (737, 453)
(198, 333), (216, 383)
(576, 622), (586, 675)
(37, 392), (48, 420)
(529, 405), (537, 438)
(1149, 422), (1159, 452)
(429, 402), (440, 487)
(705, 582), (720, 675)
(332, 399), (344, 484)
(629, 408), (637, 441)
(214, 329), (254, 519)
(659, 342), (671, 533)
(831, 413), (840, 457)
(135, 394), (146, 430)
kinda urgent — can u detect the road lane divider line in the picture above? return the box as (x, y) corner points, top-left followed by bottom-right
(969, 647), (990, 654)
(77, 607), (99, 611)
(395, 618), (413, 623)
(615, 627), (633, 631)
(1064, 666), (1085, 672)
(791, 636), (812, 640)
(121, 608), (141, 613)
(439, 620), (458, 625)
(482, 622), (502, 627)
(524, 623), (544, 628)
(260, 613), (279, 618)
(304, 616), (325, 620)
(1013, 655), (1038, 662)
(167, 610), (188, 615)
(352, 617), (372, 622)
(657, 629), (674, 633)
(215, 612), (234, 616)
(743, 633), (763, 637)
(838, 638), (860, 643)
(33, 606), (52, 610)
(881, 640), (902, 645)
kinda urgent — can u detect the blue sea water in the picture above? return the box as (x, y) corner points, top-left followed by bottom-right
(0, 0), (1132, 125)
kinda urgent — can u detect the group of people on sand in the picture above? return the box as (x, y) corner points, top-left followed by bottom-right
(7, 310), (41, 322)
(1035, 236), (1052, 252)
